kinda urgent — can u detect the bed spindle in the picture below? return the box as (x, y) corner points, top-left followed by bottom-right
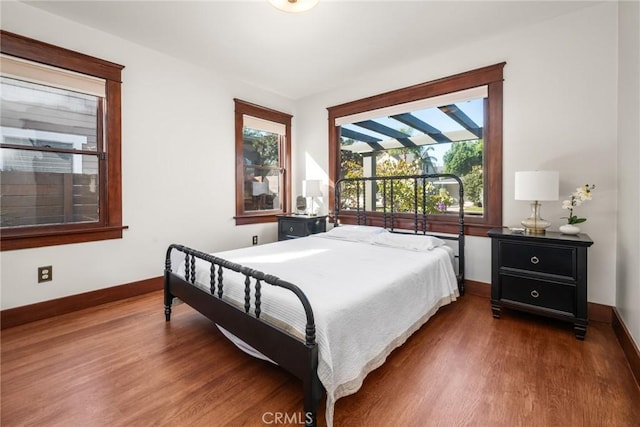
(355, 181), (361, 224)
(217, 268), (224, 298)
(413, 177), (418, 234)
(362, 181), (367, 225)
(244, 275), (251, 313)
(390, 179), (395, 231)
(421, 179), (427, 234)
(255, 279), (262, 319)
(210, 264), (216, 295)
(382, 180), (388, 229)
(190, 256), (196, 284)
(184, 253), (190, 282)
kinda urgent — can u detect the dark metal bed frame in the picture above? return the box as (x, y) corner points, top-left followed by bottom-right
(164, 173), (464, 426)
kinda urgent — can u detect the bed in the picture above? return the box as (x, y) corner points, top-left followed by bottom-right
(164, 174), (465, 426)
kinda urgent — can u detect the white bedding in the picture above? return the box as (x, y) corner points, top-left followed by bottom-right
(173, 231), (459, 426)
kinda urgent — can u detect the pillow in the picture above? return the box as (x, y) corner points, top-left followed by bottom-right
(371, 232), (446, 252)
(321, 225), (387, 243)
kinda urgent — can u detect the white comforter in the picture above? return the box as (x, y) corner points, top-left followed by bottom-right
(174, 233), (459, 426)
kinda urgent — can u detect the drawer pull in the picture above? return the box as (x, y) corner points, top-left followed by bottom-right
(531, 290), (540, 298)
(289, 226), (294, 232)
(530, 256), (539, 264)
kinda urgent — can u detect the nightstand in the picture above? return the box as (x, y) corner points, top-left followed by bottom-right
(277, 214), (327, 241)
(488, 228), (594, 339)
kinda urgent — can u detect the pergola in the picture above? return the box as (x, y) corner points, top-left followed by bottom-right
(340, 102), (483, 155)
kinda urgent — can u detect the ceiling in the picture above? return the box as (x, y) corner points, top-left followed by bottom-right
(24, 0), (599, 100)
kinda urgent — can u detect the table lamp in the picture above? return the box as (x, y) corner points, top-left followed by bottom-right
(515, 171), (559, 235)
(303, 179), (322, 215)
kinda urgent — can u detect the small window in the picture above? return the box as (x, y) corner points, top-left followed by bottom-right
(234, 99), (291, 225)
(0, 31), (125, 251)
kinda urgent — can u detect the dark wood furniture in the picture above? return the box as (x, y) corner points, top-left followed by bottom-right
(488, 228), (593, 339)
(277, 215), (327, 241)
(164, 174), (465, 426)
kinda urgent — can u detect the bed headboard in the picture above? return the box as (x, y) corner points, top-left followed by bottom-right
(334, 173), (465, 293)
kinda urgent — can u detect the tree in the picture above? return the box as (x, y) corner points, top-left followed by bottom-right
(463, 165), (483, 206)
(243, 129), (279, 179)
(376, 156), (452, 214)
(443, 140), (482, 176)
(443, 140), (483, 206)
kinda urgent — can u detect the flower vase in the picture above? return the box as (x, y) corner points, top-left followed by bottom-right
(559, 224), (580, 235)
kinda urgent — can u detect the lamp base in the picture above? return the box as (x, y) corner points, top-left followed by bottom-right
(521, 201), (551, 235)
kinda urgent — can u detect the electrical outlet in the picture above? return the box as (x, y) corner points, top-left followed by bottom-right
(252, 235), (258, 245)
(38, 266), (53, 283)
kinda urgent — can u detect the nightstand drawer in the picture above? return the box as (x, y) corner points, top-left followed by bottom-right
(280, 220), (307, 237)
(277, 215), (327, 241)
(501, 275), (575, 313)
(500, 242), (575, 278)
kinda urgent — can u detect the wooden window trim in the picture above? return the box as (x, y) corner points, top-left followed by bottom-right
(327, 62), (505, 237)
(234, 99), (292, 225)
(0, 31), (126, 251)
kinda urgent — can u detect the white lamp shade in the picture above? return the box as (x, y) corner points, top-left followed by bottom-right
(515, 171), (559, 201)
(303, 179), (322, 197)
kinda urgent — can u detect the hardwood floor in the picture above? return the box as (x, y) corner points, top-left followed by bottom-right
(2, 291), (638, 426)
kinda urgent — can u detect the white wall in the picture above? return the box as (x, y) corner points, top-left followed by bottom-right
(0, 2), (626, 315)
(616, 1), (640, 348)
(0, 2), (295, 309)
(295, 3), (619, 305)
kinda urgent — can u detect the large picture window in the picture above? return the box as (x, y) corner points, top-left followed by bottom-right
(234, 99), (292, 225)
(328, 63), (504, 236)
(0, 31), (125, 250)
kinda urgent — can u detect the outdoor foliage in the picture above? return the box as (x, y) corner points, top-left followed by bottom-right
(443, 140), (483, 206)
(339, 152), (453, 214)
(443, 141), (482, 176)
(243, 128), (279, 177)
(463, 165), (483, 206)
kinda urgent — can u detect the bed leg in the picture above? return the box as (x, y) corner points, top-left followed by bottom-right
(164, 266), (173, 321)
(303, 373), (322, 427)
(164, 292), (173, 322)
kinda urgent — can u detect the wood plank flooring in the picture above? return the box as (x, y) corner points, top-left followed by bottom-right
(2, 291), (639, 426)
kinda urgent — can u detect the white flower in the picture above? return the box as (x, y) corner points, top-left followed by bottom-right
(575, 185), (593, 202)
(560, 184), (595, 224)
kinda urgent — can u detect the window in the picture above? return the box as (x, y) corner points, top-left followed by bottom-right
(0, 31), (125, 250)
(328, 63), (504, 236)
(234, 99), (291, 225)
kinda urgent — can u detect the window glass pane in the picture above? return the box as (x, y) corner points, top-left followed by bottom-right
(1, 76), (99, 152)
(243, 126), (282, 212)
(1, 148), (99, 227)
(339, 95), (484, 216)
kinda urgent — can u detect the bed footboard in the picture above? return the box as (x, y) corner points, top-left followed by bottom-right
(164, 244), (322, 426)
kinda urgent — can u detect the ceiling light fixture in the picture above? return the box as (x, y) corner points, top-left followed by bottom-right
(268, 0), (319, 13)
